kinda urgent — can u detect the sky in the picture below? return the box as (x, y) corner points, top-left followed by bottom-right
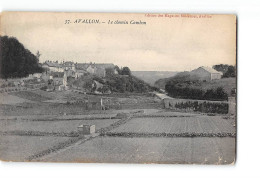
(1, 12), (236, 71)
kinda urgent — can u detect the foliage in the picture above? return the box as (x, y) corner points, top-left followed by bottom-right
(105, 74), (151, 93)
(0, 36), (44, 79)
(105, 67), (115, 76)
(121, 67), (131, 76)
(36, 50), (41, 62)
(71, 65), (152, 93)
(114, 65), (121, 74)
(154, 71), (200, 89)
(175, 101), (229, 114)
(223, 65), (236, 78)
(213, 64), (236, 78)
(165, 83), (228, 101)
(49, 71), (64, 78)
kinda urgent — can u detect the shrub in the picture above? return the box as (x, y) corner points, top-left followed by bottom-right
(166, 84), (228, 101)
(175, 101), (229, 114)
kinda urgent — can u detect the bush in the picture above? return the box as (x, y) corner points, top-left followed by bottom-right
(175, 101), (229, 114)
(165, 84), (228, 101)
(0, 36), (43, 79)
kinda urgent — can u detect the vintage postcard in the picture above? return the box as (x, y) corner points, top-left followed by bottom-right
(0, 12), (236, 164)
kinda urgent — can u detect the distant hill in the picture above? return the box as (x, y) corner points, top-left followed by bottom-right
(132, 71), (178, 86)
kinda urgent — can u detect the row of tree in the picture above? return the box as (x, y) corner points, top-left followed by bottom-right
(105, 66), (132, 76)
(175, 101), (229, 114)
(165, 84), (228, 101)
(213, 64), (236, 78)
(0, 36), (43, 79)
(105, 75), (151, 93)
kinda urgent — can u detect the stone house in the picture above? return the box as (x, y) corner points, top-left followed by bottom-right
(42, 61), (64, 72)
(190, 66), (223, 81)
(63, 61), (75, 71)
(86, 64), (96, 74)
(75, 69), (86, 79)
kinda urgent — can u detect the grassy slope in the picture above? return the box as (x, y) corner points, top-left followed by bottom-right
(70, 73), (154, 93)
(198, 78), (236, 96)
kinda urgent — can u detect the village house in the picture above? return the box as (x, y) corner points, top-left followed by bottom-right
(33, 73), (42, 78)
(63, 61), (75, 71)
(43, 60), (115, 78)
(95, 67), (106, 77)
(85, 63), (108, 78)
(75, 69), (86, 79)
(190, 66), (223, 81)
(86, 63), (96, 74)
(65, 69), (76, 78)
(42, 61), (64, 72)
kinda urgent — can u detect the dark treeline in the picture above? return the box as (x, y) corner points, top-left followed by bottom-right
(213, 64), (236, 78)
(165, 84), (228, 101)
(105, 75), (152, 93)
(105, 66), (131, 76)
(0, 36), (43, 79)
(175, 101), (229, 114)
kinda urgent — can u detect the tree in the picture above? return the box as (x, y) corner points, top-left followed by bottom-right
(213, 64), (229, 74)
(114, 65), (121, 75)
(121, 67), (131, 76)
(213, 64), (236, 78)
(223, 66), (236, 78)
(105, 67), (115, 76)
(0, 36), (43, 79)
(36, 50), (41, 62)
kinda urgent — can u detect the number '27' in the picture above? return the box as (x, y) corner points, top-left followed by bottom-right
(65, 20), (71, 24)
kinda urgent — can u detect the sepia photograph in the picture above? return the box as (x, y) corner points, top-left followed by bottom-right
(0, 12), (236, 164)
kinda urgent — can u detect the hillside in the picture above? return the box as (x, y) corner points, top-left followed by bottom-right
(198, 77), (236, 96)
(164, 76), (236, 97)
(69, 73), (155, 93)
(132, 71), (178, 86)
(155, 69), (236, 96)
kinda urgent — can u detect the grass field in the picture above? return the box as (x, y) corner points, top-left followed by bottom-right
(0, 136), (72, 161)
(110, 116), (235, 134)
(10, 91), (52, 102)
(43, 136), (235, 164)
(0, 119), (120, 133)
(0, 93), (33, 105)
